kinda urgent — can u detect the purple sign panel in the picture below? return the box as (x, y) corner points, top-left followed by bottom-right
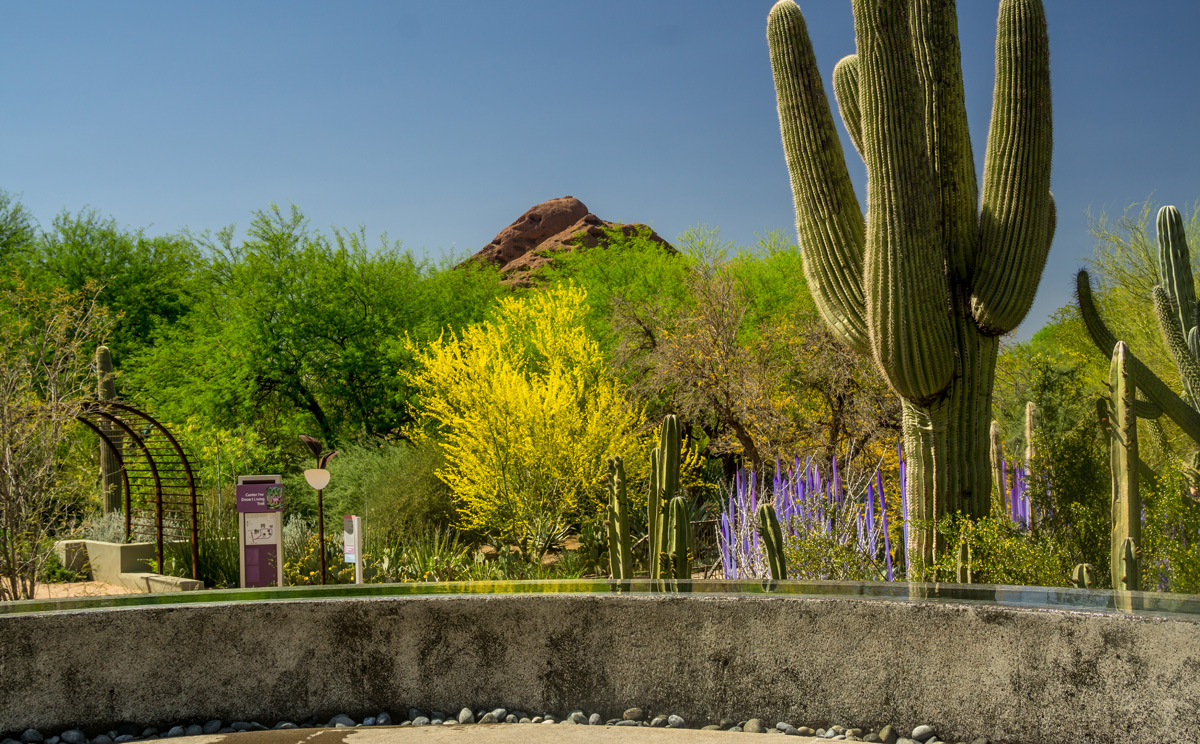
(236, 483), (284, 513)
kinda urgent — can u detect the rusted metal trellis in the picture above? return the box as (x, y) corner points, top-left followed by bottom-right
(76, 401), (200, 580)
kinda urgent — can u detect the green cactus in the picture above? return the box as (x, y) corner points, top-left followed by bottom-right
(989, 419), (1005, 508)
(768, 0), (1054, 573)
(666, 495), (691, 580)
(1071, 563), (1096, 589)
(96, 345), (123, 515)
(648, 415), (682, 580)
(757, 502), (788, 581)
(1118, 536), (1140, 592)
(1102, 342), (1141, 592)
(606, 457), (633, 581)
(955, 541), (972, 585)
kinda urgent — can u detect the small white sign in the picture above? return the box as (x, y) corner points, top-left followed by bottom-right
(343, 515), (356, 562)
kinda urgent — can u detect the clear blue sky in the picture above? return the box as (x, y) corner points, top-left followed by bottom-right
(3, 1), (1199, 339)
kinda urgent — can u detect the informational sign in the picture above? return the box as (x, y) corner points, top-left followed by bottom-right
(237, 475), (285, 588)
(343, 515), (357, 562)
(236, 483), (284, 513)
(343, 514), (363, 584)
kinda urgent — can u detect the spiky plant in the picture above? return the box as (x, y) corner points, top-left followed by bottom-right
(1101, 342), (1140, 591)
(648, 415), (682, 580)
(757, 501), (788, 582)
(605, 456), (633, 581)
(768, 0), (1054, 572)
(1078, 206), (1200, 482)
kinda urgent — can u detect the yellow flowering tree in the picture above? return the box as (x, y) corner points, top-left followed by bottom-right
(404, 284), (646, 560)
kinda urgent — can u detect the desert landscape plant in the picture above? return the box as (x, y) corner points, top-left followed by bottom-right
(768, 0), (1054, 573)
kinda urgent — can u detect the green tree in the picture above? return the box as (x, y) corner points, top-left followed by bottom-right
(126, 204), (504, 455)
(31, 209), (202, 363)
(0, 279), (113, 600)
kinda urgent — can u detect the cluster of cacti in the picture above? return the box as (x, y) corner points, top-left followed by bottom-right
(1075, 208), (1200, 591)
(768, 0), (1054, 573)
(757, 502), (788, 581)
(648, 415), (690, 580)
(605, 456), (633, 580)
(1098, 342), (1141, 591)
(96, 345), (123, 515)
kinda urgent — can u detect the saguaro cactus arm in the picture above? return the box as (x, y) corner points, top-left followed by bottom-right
(971, 0), (1054, 333)
(907, 0), (979, 283)
(1156, 205), (1196, 344)
(767, 1), (869, 354)
(852, 0), (956, 401)
(1153, 285), (1200, 400)
(1077, 269), (1200, 442)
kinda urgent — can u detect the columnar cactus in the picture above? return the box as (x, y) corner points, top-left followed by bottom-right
(955, 541), (972, 584)
(768, 0), (1054, 571)
(989, 420), (1005, 507)
(757, 502), (788, 581)
(648, 415), (682, 580)
(666, 495), (692, 580)
(1076, 207), (1200, 448)
(96, 345), (123, 515)
(1103, 342), (1141, 592)
(606, 456), (633, 581)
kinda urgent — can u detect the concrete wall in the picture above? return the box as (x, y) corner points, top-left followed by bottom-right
(0, 593), (1196, 744)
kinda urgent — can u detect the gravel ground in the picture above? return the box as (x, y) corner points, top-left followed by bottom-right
(3, 710), (988, 744)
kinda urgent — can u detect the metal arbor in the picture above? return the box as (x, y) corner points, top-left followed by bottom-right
(75, 401), (200, 580)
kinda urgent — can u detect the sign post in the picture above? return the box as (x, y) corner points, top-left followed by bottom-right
(237, 475), (285, 588)
(343, 514), (363, 584)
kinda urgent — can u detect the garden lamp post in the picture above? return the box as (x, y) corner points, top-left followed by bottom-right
(300, 435), (338, 585)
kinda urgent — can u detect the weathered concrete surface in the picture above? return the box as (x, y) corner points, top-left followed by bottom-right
(0, 594), (1197, 744)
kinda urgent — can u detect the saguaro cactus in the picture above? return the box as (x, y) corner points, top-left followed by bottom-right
(1102, 342), (1141, 591)
(606, 457), (633, 580)
(1076, 207), (1200, 452)
(768, 0), (1054, 571)
(96, 345), (123, 514)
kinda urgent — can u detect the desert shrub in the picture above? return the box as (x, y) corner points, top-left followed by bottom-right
(929, 513), (1072, 588)
(286, 439), (455, 540)
(404, 283), (647, 560)
(1142, 462), (1200, 593)
(77, 511), (126, 543)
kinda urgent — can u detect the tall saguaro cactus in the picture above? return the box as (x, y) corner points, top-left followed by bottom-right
(768, 0), (1054, 571)
(96, 345), (123, 515)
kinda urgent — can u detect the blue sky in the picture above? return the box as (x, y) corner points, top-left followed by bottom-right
(3, 1), (1199, 339)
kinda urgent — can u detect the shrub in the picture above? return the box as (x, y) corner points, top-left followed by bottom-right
(404, 283), (647, 560)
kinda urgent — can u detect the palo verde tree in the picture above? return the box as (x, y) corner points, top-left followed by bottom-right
(767, 0), (1054, 571)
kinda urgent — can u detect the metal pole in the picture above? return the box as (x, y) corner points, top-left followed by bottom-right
(317, 487), (326, 585)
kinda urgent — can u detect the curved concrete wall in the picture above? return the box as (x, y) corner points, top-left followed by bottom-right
(1, 593), (1197, 744)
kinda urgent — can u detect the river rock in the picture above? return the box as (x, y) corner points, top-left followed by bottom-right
(745, 719), (767, 733)
(911, 726), (935, 743)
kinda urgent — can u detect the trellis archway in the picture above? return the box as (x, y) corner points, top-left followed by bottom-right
(75, 401), (200, 580)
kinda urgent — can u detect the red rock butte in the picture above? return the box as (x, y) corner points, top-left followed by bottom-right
(466, 196), (675, 285)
